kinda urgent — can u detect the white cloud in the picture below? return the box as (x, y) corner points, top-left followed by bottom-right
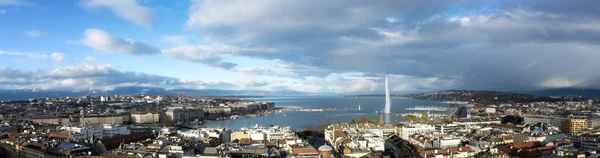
(76, 29), (160, 55)
(235, 67), (298, 78)
(50, 52), (65, 62)
(24, 30), (46, 37)
(81, 0), (152, 27)
(0, 50), (49, 60)
(0, 9), (6, 15)
(162, 44), (277, 69)
(0, 0), (30, 6)
(161, 35), (189, 45)
(83, 56), (96, 61)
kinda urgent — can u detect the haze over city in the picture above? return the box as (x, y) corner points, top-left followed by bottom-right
(1, 0), (599, 95)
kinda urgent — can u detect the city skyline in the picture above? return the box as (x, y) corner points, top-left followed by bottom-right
(1, 0), (600, 95)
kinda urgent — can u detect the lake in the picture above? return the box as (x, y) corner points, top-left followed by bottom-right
(205, 96), (449, 129)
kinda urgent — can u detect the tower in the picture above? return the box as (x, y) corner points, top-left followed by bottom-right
(384, 75), (391, 113)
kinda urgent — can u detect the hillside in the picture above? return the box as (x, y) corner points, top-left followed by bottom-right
(351, 90), (590, 104)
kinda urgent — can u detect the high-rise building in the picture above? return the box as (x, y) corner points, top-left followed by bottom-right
(457, 106), (469, 118)
(561, 119), (587, 134)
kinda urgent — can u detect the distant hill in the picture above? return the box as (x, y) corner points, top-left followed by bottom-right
(0, 86), (312, 101)
(514, 88), (600, 98)
(352, 90), (590, 104)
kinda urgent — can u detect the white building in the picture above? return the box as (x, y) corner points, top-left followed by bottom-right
(131, 111), (159, 124)
(100, 96), (110, 102)
(399, 124), (436, 140)
(60, 124), (130, 140)
(485, 108), (496, 113)
(165, 107), (203, 122)
(434, 138), (462, 148)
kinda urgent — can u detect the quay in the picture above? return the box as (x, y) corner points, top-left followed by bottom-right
(405, 106), (453, 111)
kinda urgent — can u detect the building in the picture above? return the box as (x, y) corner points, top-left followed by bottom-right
(458, 107), (469, 118)
(229, 103), (261, 112)
(501, 115), (524, 124)
(398, 124), (436, 140)
(485, 108), (496, 113)
(100, 96), (110, 102)
(203, 107), (232, 115)
(30, 115), (61, 124)
(561, 119), (587, 134)
(81, 114), (124, 125)
(433, 138), (461, 149)
(165, 107), (204, 123)
(60, 124), (131, 140)
(131, 111), (159, 124)
(524, 115), (564, 127)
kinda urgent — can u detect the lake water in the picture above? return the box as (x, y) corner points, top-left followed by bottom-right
(205, 96), (449, 129)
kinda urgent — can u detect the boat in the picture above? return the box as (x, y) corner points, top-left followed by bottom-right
(282, 114), (287, 116)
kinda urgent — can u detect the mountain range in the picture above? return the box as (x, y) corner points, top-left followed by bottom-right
(0, 86), (313, 100)
(0, 86), (599, 101)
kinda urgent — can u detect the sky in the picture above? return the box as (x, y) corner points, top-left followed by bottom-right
(0, 0), (599, 94)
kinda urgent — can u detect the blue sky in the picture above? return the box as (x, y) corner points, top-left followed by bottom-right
(1, 0), (600, 94)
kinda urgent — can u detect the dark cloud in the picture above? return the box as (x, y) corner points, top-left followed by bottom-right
(183, 0), (600, 91)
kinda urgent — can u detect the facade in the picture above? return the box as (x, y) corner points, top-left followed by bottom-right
(524, 115), (565, 127)
(60, 124), (130, 139)
(203, 107), (232, 115)
(458, 107), (469, 118)
(434, 138), (461, 149)
(30, 115), (60, 124)
(81, 115), (124, 125)
(131, 111), (159, 124)
(165, 107), (204, 122)
(230, 103), (261, 112)
(398, 124), (436, 140)
(485, 108), (496, 113)
(561, 119), (587, 134)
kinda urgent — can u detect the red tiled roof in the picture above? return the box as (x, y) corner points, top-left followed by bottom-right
(334, 131), (346, 138)
(513, 141), (539, 148)
(31, 115), (59, 119)
(48, 132), (69, 139)
(503, 135), (514, 140)
(292, 148), (318, 154)
(554, 140), (572, 146)
(540, 146), (553, 151)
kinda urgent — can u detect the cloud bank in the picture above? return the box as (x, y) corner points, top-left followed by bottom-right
(177, 0), (600, 92)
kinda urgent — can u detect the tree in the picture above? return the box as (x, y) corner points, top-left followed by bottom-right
(407, 115), (419, 123)
(335, 119), (342, 125)
(349, 119), (356, 124)
(368, 119), (378, 125)
(421, 111), (429, 122)
(306, 125), (314, 132)
(357, 117), (369, 124)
